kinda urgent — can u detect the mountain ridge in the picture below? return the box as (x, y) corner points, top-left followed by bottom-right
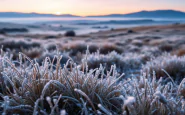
(0, 12), (79, 17)
(87, 10), (185, 18)
(0, 10), (185, 18)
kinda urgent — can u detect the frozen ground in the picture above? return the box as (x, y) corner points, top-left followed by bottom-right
(0, 24), (185, 114)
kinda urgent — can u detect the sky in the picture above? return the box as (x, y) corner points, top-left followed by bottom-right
(0, 0), (185, 16)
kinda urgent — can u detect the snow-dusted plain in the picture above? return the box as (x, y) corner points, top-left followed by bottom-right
(0, 24), (185, 114)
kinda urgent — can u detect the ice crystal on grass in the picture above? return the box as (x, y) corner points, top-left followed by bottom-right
(85, 51), (149, 77)
(0, 52), (124, 114)
(0, 49), (185, 114)
(143, 54), (185, 83)
(121, 74), (185, 115)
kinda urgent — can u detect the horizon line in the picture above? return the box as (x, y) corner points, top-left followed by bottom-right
(0, 9), (185, 17)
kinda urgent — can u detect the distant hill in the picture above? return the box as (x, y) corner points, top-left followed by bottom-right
(0, 12), (79, 18)
(88, 10), (185, 18)
(1, 10), (185, 18)
(123, 10), (185, 18)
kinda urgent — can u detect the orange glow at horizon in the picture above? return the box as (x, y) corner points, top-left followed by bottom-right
(0, 0), (185, 16)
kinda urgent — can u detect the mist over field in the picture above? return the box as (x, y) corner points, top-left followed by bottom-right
(0, 0), (185, 115)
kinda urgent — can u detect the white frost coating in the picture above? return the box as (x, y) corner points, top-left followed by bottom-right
(60, 110), (66, 115)
(154, 91), (167, 104)
(124, 96), (136, 106)
(53, 99), (57, 104)
(98, 104), (112, 115)
(46, 96), (51, 102)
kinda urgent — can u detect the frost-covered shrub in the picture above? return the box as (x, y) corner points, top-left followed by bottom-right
(36, 51), (70, 67)
(0, 40), (41, 50)
(46, 43), (57, 51)
(143, 54), (185, 82)
(0, 40), (41, 60)
(99, 44), (123, 54)
(172, 45), (185, 56)
(159, 42), (174, 52)
(121, 73), (185, 115)
(131, 39), (143, 47)
(0, 51), (185, 114)
(179, 78), (185, 98)
(61, 43), (123, 56)
(22, 47), (43, 59)
(84, 51), (149, 76)
(61, 43), (98, 56)
(0, 52), (124, 114)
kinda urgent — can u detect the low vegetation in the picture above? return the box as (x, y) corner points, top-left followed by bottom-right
(0, 48), (185, 114)
(0, 51), (124, 114)
(143, 54), (185, 83)
(85, 51), (149, 76)
(64, 30), (76, 37)
(0, 27), (185, 114)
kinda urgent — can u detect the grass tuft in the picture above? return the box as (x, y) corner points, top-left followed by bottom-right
(143, 54), (185, 83)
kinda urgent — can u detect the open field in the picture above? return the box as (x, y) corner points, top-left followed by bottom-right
(0, 24), (185, 114)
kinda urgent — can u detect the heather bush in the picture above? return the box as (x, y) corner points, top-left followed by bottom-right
(121, 73), (185, 115)
(61, 43), (123, 56)
(84, 51), (149, 76)
(159, 42), (174, 52)
(22, 47), (43, 59)
(0, 50), (184, 114)
(143, 54), (185, 83)
(61, 43), (98, 56)
(0, 40), (41, 60)
(36, 51), (70, 67)
(131, 39), (143, 47)
(172, 45), (185, 56)
(0, 52), (124, 114)
(0, 40), (40, 51)
(99, 44), (123, 54)
(46, 44), (57, 51)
